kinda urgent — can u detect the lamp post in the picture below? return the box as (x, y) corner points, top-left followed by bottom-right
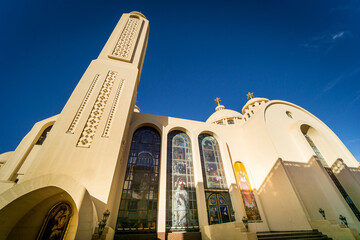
(339, 215), (348, 228)
(318, 208), (326, 220)
(242, 216), (249, 232)
(98, 209), (110, 239)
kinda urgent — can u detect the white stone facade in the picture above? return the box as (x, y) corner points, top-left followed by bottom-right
(0, 12), (359, 240)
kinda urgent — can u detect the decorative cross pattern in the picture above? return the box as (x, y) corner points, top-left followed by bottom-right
(110, 17), (141, 62)
(77, 71), (118, 148)
(102, 78), (125, 138)
(67, 74), (100, 134)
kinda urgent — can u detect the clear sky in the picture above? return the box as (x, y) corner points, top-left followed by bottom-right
(1, 0), (359, 161)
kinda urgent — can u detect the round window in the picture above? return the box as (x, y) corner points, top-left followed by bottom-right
(286, 111), (293, 119)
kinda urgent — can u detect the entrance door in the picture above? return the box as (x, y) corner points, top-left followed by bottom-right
(206, 192), (233, 225)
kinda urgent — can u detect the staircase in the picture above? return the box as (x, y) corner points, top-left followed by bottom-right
(257, 230), (332, 240)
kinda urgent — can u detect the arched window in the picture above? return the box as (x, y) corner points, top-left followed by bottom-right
(37, 202), (72, 240)
(234, 162), (261, 221)
(166, 131), (198, 231)
(198, 134), (227, 189)
(36, 125), (53, 145)
(301, 126), (328, 167)
(116, 127), (161, 233)
(198, 133), (234, 224)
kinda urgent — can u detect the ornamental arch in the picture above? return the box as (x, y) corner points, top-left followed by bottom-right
(0, 174), (96, 240)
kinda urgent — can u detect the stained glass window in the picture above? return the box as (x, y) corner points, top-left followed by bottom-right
(199, 134), (235, 225)
(198, 134), (227, 189)
(116, 127), (160, 233)
(234, 162), (261, 221)
(206, 192), (233, 225)
(166, 131), (199, 231)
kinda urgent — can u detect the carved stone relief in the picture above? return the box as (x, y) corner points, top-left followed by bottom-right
(77, 71), (117, 148)
(67, 74), (100, 134)
(102, 79), (125, 138)
(109, 16), (142, 62)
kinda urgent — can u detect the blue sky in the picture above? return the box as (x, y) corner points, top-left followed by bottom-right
(1, 0), (359, 161)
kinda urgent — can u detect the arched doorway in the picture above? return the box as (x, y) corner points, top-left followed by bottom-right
(0, 187), (78, 240)
(0, 174), (96, 240)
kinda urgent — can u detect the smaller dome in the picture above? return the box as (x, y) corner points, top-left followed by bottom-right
(134, 105), (140, 113)
(242, 97), (269, 114)
(206, 105), (243, 123)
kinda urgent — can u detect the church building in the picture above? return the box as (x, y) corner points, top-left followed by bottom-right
(0, 11), (359, 240)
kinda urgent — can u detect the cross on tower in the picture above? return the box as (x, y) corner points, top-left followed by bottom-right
(214, 97), (221, 106)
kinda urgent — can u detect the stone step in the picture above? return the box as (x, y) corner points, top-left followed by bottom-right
(166, 232), (202, 240)
(258, 235), (329, 240)
(114, 233), (158, 240)
(257, 230), (331, 240)
(113, 232), (202, 240)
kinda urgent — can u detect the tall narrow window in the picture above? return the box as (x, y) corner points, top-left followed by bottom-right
(234, 162), (261, 221)
(198, 134), (227, 189)
(116, 127), (161, 233)
(198, 133), (235, 225)
(303, 133), (328, 167)
(36, 125), (53, 145)
(166, 131), (199, 231)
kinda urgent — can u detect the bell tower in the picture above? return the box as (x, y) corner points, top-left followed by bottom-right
(20, 12), (149, 203)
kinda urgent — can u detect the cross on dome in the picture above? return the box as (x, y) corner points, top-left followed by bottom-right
(247, 92), (254, 99)
(214, 97), (221, 106)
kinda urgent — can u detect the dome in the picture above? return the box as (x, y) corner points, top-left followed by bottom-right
(242, 97), (269, 114)
(206, 105), (243, 123)
(134, 105), (140, 112)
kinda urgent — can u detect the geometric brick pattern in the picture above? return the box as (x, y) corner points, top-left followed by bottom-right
(77, 71), (118, 148)
(110, 16), (141, 62)
(102, 78), (125, 138)
(67, 74), (100, 134)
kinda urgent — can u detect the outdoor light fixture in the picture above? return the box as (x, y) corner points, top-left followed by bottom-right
(242, 216), (249, 232)
(318, 208), (326, 220)
(231, 211), (235, 221)
(339, 214), (348, 228)
(98, 209), (111, 239)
